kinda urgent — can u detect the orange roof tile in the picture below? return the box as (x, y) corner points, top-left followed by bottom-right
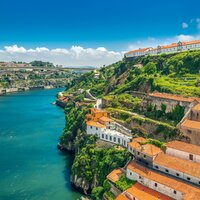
(139, 144), (162, 157)
(59, 96), (67, 101)
(127, 161), (200, 200)
(119, 182), (174, 200)
(128, 141), (141, 149)
(154, 153), (200, 179)
(115, 194), (128, 200)
(99, 116), (113, 122)
(161, 43), (178, 49)
(166, 140), (200, 156)
(106, 169), (123, 183)
(185, 40), (200, 45)
(181, 119), (200, 131)
(126, 48), (151, 55)
(133, 137), (147, 144)
(86, 120), (106, 128)
(149, 92), (194, 102)
(91, 108), (107, 114)
(192, 103), (200, 111)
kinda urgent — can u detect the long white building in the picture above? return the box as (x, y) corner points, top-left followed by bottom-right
(125, 39), (200, 58)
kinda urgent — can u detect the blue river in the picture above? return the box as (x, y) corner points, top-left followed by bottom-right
(0, 88), (81, 200)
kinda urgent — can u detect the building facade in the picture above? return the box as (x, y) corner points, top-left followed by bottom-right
(124, 39), (200, 58)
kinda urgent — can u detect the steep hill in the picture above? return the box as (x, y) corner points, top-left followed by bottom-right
(69, 50), (200, 97)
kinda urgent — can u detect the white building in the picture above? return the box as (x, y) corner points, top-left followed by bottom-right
(124, 39), (200, 58)
(126, 161), (200, 200)
(86, 108), (132, 147)
(153, 152), (200, 186)
(166, 140), (200, 163)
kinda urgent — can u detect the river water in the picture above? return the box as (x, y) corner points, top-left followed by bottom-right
(0, 88), (81, 200)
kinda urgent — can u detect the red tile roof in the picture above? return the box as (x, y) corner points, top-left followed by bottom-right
(116, 182), (174, 200)
(149, 92), (195, 102)
(166, 140), (200, 156)
(86, 120), (106, 128)
(99, 116), (113, 122)
(128, 141), (141, 149)
(127, 161), (200, 200)
(126, 48), (151, 55)
(154, 152), (200, 178)
(181, 119), (200, 131)
(139, 144), (162, 157)
(133, 137), (147, 144)
(192, 103), (200, 111)
(106, 169), (123, 183)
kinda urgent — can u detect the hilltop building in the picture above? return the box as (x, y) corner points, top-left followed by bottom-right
(125, 39), (200, 58)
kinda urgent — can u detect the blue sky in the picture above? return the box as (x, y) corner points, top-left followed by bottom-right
(0, 0), (200, 66)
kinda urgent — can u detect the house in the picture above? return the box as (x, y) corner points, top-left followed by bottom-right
(148, 92), (195, 113)
(166, 140), (200, 163)
(115, 182), (174, 200)
(86, 108), (132, 147)
(153, 152), (200, 185)
(128, 138), (162, 166)
(126, 161), (200, 200)
(180, 102), (200, 145)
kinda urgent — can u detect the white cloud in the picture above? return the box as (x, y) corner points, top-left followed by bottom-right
(0, 45), (124, 67)
(175, 34), (194, 41)
(4, 45), (27, 53)
(182, 22), (188, 29)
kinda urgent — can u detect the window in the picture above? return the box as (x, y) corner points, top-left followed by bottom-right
(155, 166), (159, 169)
(105, 135), (108, 140)
(187, 130), (192, 134)
(96, 127), (98, 130)
(114, 137), (116, 142)
(139, 176), (141, 179)
(189, 154), (193, 161)
(137, 152), (140, 155)
(176, 173), (179, 177)
(118, 138), (121, 143)
(174, 191), (176, 194)
(155, 183), (157, 187)
(165, 169), (169, 173)
(102, 134), (104, 139)
(187, 177), (191, 181)
(199, 181), (200, 185)
(130, 172), (132, 175)
(110, 136), (112, 141)
(143, 155), (146, 158)
(124, 140), (126, 146)
(90, 126), (92, 129)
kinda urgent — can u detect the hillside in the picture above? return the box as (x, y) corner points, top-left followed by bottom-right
(59, 50), (200, 199)
(69, 50), (200, 98)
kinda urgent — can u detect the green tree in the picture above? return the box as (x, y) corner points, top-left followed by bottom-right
(144, 62), (157, 74)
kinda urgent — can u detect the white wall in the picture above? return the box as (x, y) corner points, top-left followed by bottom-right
(126, 168), (183, 200)
(153, 162), (200, 185)
(166, 147), (200, 163)
(87, 125), (131, 147)
(86, 125), (103, 137)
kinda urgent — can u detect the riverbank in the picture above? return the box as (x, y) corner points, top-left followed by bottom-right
(0, 85), (64, 96)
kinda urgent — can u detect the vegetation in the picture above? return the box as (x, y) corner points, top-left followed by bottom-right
(115, 174), (137, 191)
(30, 60), (55, 68)
(103, 93), (142, 112)
(59, 50), (200, 199)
